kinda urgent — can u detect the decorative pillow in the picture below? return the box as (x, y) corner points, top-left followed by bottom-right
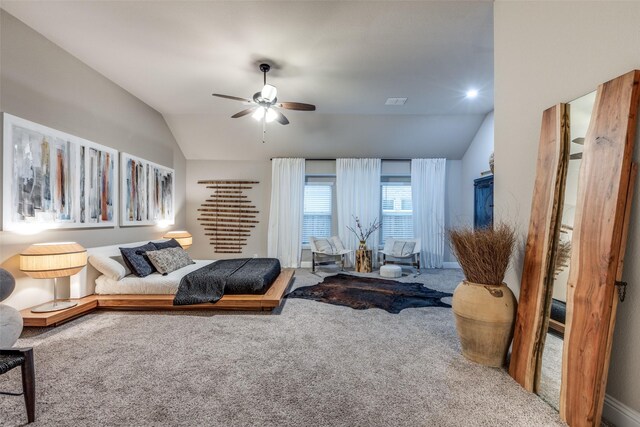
(330, 236), (345, 252)
(314, 238), (338, 255)
(88, 255), (131, 281)
(313, 237), (346, 255)
(145, 247), (194, 275)
(152, 239), (181, 250)
(119, 243), (157, 277)
(391, 241), (416, 257)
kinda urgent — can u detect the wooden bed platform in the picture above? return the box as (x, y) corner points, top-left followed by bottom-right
(21, 269), (295, 327)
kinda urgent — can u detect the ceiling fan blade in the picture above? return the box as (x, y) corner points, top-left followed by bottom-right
(276, 102), (316, 111)
(572, 137), (585, 145)
(212, 93), (252, 103)
(231, 107), (257, 118)
(570, 152), (583, 160)
(272, 109), (290, 125)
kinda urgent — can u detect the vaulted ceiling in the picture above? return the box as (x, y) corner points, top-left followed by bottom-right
(1, 1), (494, 160)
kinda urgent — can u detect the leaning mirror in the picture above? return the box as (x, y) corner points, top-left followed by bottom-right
(537, 91), (595, 410)
(510, 70), (639, 427)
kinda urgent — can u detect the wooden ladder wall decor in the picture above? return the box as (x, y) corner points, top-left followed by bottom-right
(197, 180), (259, 254)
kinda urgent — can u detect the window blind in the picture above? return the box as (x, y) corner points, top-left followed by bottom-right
(381, 182), (413, 243)
(302, 184), (332, 244)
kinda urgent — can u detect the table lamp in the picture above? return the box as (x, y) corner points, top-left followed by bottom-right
(162, 230), (192, 249)
(20, 242), (87, 313)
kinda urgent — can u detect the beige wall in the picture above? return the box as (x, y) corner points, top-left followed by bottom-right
(0, 11), (186, 310)
(186, 160), (272, 261)
(461, 111), (494, 226)
(495, 0), (640, 413)
(187, 159), (463, 265)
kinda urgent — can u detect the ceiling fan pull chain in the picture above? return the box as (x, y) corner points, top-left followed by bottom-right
(262, 118), (266, 143)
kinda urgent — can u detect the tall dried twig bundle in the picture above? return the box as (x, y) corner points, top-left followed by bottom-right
(448, 222), (516, 286)
(553, 240), (572, 278)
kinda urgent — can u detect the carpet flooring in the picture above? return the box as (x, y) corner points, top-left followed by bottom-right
(0, 267), (564, 426)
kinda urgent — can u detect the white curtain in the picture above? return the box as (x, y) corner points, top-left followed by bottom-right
(336, 158), (382, 266)
(411, 158), (446, 268)
(267, 158), (305, 268)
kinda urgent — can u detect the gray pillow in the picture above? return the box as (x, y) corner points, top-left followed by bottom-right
(152, 239), (181, 250)
(391, 241), (416, 257)
(145, 247), (194, 275)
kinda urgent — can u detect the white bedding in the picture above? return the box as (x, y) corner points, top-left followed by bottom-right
(95, 260), (214, 295)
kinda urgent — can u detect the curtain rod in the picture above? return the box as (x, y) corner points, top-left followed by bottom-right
(269, 158), (413, 161)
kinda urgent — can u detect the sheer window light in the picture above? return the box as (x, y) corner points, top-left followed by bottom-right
(380, 180), (413, 244)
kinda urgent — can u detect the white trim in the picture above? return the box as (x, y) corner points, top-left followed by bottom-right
(442, 261), (461, 269)
(603, 394), (640, 427)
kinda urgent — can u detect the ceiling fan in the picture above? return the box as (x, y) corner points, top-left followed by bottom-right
(212, 63), (316, 126)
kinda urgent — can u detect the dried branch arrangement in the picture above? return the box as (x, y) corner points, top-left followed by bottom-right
(448, 222), (516, 286)
(553, 239), (572, 278)
(346, 216), (381, 243)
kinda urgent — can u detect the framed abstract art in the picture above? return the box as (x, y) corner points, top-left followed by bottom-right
(2, 113), (118, 230)
(120, 153), (174, 226)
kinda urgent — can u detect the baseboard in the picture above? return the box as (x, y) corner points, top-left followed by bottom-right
(301, 261), (461, 270)
(442, 262), (461, 269)
(603, 394), (640, 427)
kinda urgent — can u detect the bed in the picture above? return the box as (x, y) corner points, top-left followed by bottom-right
(94, 256), (293, 311)
(20, 242), (296, 327)
(95, 260), (212, 295)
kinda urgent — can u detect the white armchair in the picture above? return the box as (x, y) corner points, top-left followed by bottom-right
(379, 238), (421, 274)
(309, 236), (353, 273)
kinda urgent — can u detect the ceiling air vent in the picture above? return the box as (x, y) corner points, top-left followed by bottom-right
(385, 97), (407, 106)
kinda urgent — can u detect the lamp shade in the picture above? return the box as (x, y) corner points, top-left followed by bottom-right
(20, 242), (87, 279)
(261, 84), (277, 102)
(162, 231), (193, 249)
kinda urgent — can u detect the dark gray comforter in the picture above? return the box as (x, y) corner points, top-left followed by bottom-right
(173, 258), (281, 305)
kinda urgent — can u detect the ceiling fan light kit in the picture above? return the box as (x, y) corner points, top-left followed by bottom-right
(212, 62), (316, 136)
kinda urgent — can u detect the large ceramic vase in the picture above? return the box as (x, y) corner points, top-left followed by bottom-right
(452, 281), (517, 367)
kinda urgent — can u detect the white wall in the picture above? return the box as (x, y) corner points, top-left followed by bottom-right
(444, 160), (463, 263)
(494, 0), (640, 415)
(186, 160), (272, 261)
(0, 11), (186, 310)
(461, 111), (494, 225)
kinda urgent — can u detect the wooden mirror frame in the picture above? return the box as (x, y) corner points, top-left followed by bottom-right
(509, 70), (640, 426)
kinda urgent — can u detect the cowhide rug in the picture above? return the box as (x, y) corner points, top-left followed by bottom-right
(286, 273), (452, 313)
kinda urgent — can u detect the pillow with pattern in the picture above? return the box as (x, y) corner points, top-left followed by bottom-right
(391, 241), (416, 257)
(152, 238), (181, 250)
(145, 247), (194, 275)
(120, 243), (157, 277)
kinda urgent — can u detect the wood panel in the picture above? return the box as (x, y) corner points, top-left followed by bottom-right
(560, 70), (640, 426)
(20, 295), (99, 327)
(509, 104), (570, 391)
(199, 180), (259, 185)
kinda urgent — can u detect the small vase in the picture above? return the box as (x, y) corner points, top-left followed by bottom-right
(358, 240), (367, 250)
(452, 281), (517, 367)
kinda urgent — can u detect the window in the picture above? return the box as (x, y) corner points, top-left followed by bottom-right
(380, 179), (413, 244)
(302, 182), (333, 244)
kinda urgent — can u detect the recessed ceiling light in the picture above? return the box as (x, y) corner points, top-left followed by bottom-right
(466, 89), (479, 99)
(385, 97), (407, 106)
